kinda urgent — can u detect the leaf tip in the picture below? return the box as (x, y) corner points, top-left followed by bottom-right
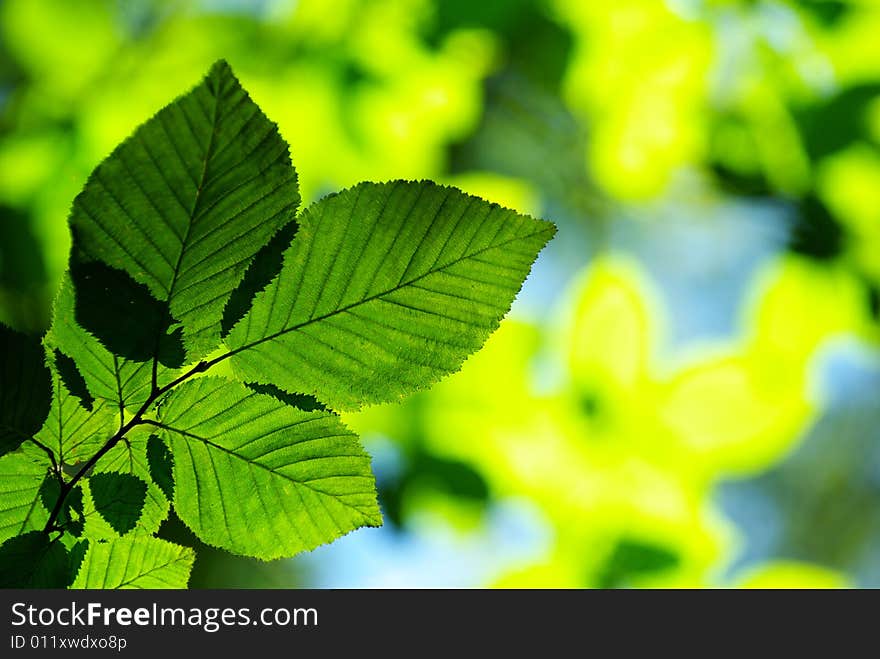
(208, 58), (234, 79)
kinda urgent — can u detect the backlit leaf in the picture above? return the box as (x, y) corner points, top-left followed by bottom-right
(71, 535), (194, 589)
(227, 180), (555, 410)
(156, 377), (381, 559)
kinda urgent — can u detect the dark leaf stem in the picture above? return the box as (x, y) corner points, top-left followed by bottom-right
(42, 359), (211, 532)
(40, 318), (302, 533)
(28, 437), (62, 484)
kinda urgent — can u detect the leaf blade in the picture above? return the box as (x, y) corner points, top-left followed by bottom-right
(227, 180), (555, 410)
(157, 377), (381, 559)
(0, 451), (49, 544)
(33, 348), (116, 469)
(69, 60), (300, 361)
(88, 472), (148, 536)
(79, 431), (171, 540)
(71, 535), (194, 589)
(146, 434), (174, 501)
(47, 274), (178, 414)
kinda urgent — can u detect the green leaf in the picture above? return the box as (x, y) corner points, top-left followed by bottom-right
(87, 472), (148, 535)
(86, 426), (171, 540)
(222, 219), (298, 337)
(0, 451), (49, 544)
(156, 377), (381, 559)
(38, 475), (62, 512)
(226, 180), (555, 410)
(33, 350), (116, 468)
(47, 275), (178, 413)
(2, 61), (557, 586)
(146, 434), (174, 501)
(79, 429), (170, 540)
(71, 535), (194, 589)
(68, 59), (299, 363)
(0, 324), (51, 456)
(0, 530), (69, 588)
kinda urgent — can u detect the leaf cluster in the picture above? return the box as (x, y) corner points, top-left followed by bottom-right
(0, 61), (554, 588)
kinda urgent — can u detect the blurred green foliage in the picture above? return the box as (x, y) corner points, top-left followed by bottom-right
(1, 0), (879, 587)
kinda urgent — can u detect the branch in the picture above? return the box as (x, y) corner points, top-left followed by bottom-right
(42, 358), (211, 532)
(27, 438), (62, 483)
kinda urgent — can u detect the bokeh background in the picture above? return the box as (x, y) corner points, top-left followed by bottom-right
(2, 0), (879, 588)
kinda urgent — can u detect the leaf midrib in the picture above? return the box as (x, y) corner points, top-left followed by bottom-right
(225, 224), (554, 361)
(115, 553), (191, 588)
(151, 80), (222, 377)
(164, 96), (220, 306)
(153, 420), (372, 515)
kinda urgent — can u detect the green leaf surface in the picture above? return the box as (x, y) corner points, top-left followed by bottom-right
(0, 451), (49, 544)
(0, 531), (69, 588)
(71, 535), (194, 589)
(2, 60), (557, 587)
(227, 180), (555, 410)
(156, 377), (381, 559)
(33, 350), (116, 468)
(88, 472), (148, 536)
(77, 429), (170, 540)
(68, 60), (299, 362)
(0, 324), (52, 456)
(47, 275), (179, 413)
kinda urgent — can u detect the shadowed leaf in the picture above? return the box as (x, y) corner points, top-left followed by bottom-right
(53, 349), (94, 412)
(0, 324), (51, 456)
(67, 539), (89, 586)
(244, 382), (327, 412)
(222, 220), (299, 337)
(70, 260), (185, 369)
(0, 531), (69, 588)
(88, 472), (148, 535)
(68, 60), (300, 363)
(147, 434), (174, 501)
(40, 477), (85, 537)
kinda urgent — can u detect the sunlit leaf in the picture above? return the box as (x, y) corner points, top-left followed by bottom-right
(228, 180), (555, 410)
(68, 60), (300, 362)
(33, 349), (116, 468)
(0, 451), (49, 544)
(157, 377), (381, 559)
(80, 429), (170, 540)
(71, 535), (194, 589)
